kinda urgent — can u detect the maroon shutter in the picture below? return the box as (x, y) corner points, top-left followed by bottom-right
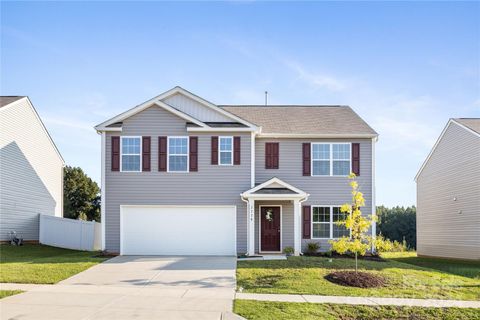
(352, 143), (360, 176)
(211, 136), (218, 165)
(111, 136), (120, 171)
(142, 136), (151, 172)
(265, 143), (272, 169)
(303, 206), (311, 239)
(158, 136), (167, 171)
(189, 137), (198, 172)
(302, 143), (311, 176)
(234, 136), (241, 165)
(265, 142), (279, 169)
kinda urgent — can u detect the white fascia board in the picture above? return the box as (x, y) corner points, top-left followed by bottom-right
(95, 127), (123, 132)
(415, 119), (480, 182)
(241, 193), (309, 200)
(258, 133), (378, 139)
(187, 127), (257, 132)
(2, 97), (65, 164)
(172, 87), (259, 130)
(242, 177), (307, 197)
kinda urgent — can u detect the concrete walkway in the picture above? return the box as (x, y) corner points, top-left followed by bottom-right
(0, 256), (237, 320)
(236, 293), (480, 308)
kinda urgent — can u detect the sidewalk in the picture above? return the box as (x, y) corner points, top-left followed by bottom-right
(0, 283), (50, 291)
(235, 293), (480, 309)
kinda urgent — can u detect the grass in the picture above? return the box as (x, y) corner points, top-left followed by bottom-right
(236, 253), (480, 300)
(383, 252), (480, 279)
(0, 244), (109, 284)
(0, 290), (22, 299)
(234, 300), (480, 320)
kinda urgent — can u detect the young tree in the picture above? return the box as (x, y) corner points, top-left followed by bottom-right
(329, 173), (376, 272)
(64, 166), (101, 222)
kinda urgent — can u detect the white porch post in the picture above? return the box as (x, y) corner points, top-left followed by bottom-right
(247, 199), (255, 256)
(293, 199), (301, 256)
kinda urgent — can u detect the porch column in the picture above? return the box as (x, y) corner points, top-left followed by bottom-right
(293, 199), (302, 256)
(247, 199), (255, 256)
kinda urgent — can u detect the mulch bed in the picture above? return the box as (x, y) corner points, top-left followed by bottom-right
(324, 271), (387, 288)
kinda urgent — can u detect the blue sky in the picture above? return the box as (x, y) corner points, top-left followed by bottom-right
(2, 1), (479, 207)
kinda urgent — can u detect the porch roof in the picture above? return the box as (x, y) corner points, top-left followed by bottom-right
(241, 177), (309, 200)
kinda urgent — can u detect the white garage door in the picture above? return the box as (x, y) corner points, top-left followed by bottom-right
(120, 206), (236, 256)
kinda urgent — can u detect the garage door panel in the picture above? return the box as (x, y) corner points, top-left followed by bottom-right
(121, 206), (236, 256)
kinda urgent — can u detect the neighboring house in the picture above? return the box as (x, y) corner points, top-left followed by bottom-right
(95, 87), (377, 256)
(415, 118), (480, 260)
(0, 96), (64, 241)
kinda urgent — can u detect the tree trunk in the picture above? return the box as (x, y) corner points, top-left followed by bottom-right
(355, 252), (358, 273)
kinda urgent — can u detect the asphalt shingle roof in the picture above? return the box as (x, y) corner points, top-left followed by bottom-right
(220, 105), (377, 136)
(454, 118), (480, 135)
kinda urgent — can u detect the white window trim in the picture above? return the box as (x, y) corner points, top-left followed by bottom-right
(167, 136), (189, 173)
(311, 142), (352, 177)
(218, 136), (233, 166)
(120, 136), (142, 172)
(311, 205), (350, 240)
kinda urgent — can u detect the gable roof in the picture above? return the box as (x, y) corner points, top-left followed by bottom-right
(0, 96), (25, 107)
(414, 118), (480, 182)
(220, 105), (378, 138)
(241, 177), (309, 199)
(94, 86), (258, 132)
(0, 96), (65, 164)
(453, 118), (480, 135)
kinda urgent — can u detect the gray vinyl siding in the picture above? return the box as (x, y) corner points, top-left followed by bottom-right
(254, 201), (294, 254)
(255, 138), (374, 252)
(104, 105), (251, 253)
(416, 122), (480, 260)
(0, 99), (63, 241)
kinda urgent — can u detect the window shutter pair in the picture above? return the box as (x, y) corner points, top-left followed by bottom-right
(111, 136), (197, 172)
(302, 142), (360, 176)
(211, 136), (241, 165)
(110, 136), (151, 171)
(265, 142), (279, 169)
(158, 136), (198, 172)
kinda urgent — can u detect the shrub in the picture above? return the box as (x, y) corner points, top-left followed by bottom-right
(375, 235), (408, 253)
(283, 247), (294, 256)
(306, 242), (320, 254)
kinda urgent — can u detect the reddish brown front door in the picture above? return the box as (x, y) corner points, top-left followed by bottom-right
(260, 206), (281, 252)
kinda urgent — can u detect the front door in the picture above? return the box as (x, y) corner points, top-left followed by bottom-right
(260, 206), (281, 252)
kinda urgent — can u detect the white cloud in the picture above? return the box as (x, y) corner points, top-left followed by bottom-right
(282, 59), (346, 92)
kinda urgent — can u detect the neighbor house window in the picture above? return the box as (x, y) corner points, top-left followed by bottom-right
(168, 137), (188, 172)
(312, 206), (349, 239)
(312, 143), (351, 176)
(219, 136), (233, 165)
(121, 137), (141, 172)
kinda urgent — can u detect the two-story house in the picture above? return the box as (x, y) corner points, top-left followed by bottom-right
(95, 87), (377, 256)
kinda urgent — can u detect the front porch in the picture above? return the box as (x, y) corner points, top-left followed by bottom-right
(241, 177), (309, 256)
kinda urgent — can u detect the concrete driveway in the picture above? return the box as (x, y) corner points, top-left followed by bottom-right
(0, 256), (237, 320)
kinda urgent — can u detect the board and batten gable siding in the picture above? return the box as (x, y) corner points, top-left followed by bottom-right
(104, 105), (251, 253)
(0, 98), (63, 241)
(416, 122), (480, 260)
(163, 93), (234, 122)
(255, 138), (373, 251)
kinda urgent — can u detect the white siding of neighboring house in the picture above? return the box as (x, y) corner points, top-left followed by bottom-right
(416, 121), (480, 260)
(0, 98), (64, 241)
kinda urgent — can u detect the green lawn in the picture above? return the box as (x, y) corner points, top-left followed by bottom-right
(237, 253), (480, 300)
(234, 300), (480, 320)
(0, 290), (22, 299)
(0, 244), (109, 284)
(383, 252), (480, 279)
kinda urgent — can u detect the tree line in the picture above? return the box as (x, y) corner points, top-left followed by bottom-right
(376, 205), (416, 249)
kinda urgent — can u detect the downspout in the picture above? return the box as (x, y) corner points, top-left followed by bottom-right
(371, 136), (377, 253)
(298, 195), (309, 255)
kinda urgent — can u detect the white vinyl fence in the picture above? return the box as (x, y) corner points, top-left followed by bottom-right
(39, 214), (101, 251)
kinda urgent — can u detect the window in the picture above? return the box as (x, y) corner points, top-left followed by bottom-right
(311, 143), (351, 176)
(219, 136), (233, 165)
(121, 137), (141, 172)
(312, 206), (349, 239)
(168, 137), (188, 172)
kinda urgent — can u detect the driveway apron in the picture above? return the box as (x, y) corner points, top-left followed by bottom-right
(0, 256), (236, 320)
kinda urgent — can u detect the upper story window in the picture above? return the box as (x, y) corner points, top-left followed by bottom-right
(312, 143), (351, 176)
(312, 206), (349, 239)
(168, 137), (188, 172)
(121, 137), (141, 172)
(219, 136), (233, 165)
